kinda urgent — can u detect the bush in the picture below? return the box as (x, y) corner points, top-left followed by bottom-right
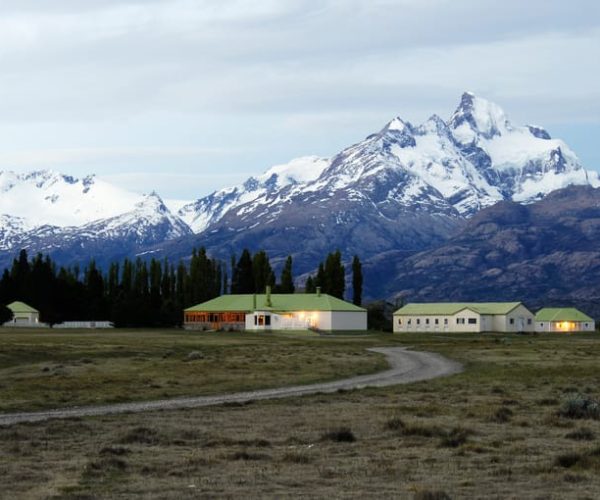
(490, 407), (513, 423)
(321, 427), (356, 443)
(555, 452), (582, 468)
(559, 393), (600, 420)
(565, 428), (595, 441)
(385, 417), (406, 431)
(120, 426), (161, 445)
(439, 428), (470, 448)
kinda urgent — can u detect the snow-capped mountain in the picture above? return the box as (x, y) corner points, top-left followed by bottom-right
(0, 192), (192, 269)
(0, 91), (597, 284)
(180, 92), (597, 234)
(178, 156), (329, 233)
(0, 170), (144, 230)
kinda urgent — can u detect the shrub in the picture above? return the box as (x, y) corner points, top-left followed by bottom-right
(565, 428), (595, 441)
(439, 428), (470, 448)
(120, 426), (160, 445)
(385, 417), (406, 431)
(321, 427), (356, 443)
(555, 452), (582, 468)
(490, 407), (513, 423)
(559, 393), (600, 420)
(184, 351), (204, 361)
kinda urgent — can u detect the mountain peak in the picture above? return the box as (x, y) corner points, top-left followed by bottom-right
(449, 92), (510, 142)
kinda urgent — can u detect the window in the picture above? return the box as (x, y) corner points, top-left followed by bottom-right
(254, 316), (258, 326)
(585, 323), (589, 328)
(444, 319), (448, 325)
(265, 315), (271, 326)
(425, 318), (430, 325)
(435, 319), (439, 325)
(468, 318), (477, 325)
(407, 319), (412, 325)
(456, 318), (465, 325)
(527, 318), (532, 325)
(416, 319), (421, 325)
(509, 318), (514, 325)
(398, 318), (402, 325)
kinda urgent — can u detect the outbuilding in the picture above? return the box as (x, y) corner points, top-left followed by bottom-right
(184, 287), (366, 332)
(393, 302), (535, 333)
(535, 308), (595, 333)
(4, 301), (42, 326)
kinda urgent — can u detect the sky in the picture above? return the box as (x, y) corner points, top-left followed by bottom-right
(0, 0), (598, 201)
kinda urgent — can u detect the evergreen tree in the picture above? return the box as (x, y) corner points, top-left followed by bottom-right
(305, 275), (316, 293)
(352, 255), (363, 306)
(231, 249), (255, 293)
(279, 255), (295, 293)
(252, 250), (275, 293)
(324, 250), (345, 299)
(0, 304), (12, 324)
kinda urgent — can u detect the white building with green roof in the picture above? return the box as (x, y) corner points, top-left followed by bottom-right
(535, 308), (595, 333)
(393, 302), (534, 333)
(184, 287), (367, 332)
(4, 301), (43, 327)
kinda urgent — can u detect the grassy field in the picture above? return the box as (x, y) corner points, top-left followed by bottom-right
(2, 329), (600, 498)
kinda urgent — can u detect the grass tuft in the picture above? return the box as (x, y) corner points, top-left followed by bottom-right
(565, 428), (595, 441)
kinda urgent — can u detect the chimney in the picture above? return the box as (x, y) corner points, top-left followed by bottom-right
(266, 285), (272, 307)
(316, 286), (321, 297)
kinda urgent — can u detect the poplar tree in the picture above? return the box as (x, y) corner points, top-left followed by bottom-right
(352, 255), (363, 306)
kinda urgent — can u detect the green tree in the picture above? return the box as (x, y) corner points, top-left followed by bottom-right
(352, 255), (363, 306)
(252, 250), (275, 293)
(231, 249), (255, 293)
(324, 250), (345, 299)
(279, 255), (295, 293)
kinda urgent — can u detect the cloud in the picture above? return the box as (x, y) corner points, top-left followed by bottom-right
(0, 0), (597, 197)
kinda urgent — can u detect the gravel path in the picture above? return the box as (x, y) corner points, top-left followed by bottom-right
(0, 347), (462, 426)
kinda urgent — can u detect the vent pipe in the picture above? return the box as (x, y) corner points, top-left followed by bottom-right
(253, 293), (257, 310)
(266, 285), (272, 307)
(316, 286), (321, 297)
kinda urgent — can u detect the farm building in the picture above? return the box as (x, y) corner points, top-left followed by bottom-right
(535, 308), (595, 333)
(3, 301), (44, 327)
(184, 287), (367, 331)
(393, 302), (535, 333)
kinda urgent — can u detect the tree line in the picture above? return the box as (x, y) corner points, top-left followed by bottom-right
(0, 248), (363, 327)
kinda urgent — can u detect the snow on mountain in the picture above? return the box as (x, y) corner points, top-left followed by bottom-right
(11, 192), (192, 263)
(180, 91), (597, 233)
(0, 170), (144, 229)
(178, 156), (329, 232)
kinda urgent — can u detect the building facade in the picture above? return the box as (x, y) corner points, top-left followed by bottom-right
(4, 301), (43, 327)
(535, 308), (595, 332)
(184, 288), (367, 332)
(393, 302), (535, 333)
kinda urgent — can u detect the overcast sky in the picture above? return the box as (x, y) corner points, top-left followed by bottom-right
(0, 0), (598, 200)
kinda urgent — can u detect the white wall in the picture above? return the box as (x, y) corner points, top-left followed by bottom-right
(535, 320), (596, 332)
(329, 311), (367, 331)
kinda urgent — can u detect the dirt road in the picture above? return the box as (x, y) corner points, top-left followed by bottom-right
(0, 347), (462, 426)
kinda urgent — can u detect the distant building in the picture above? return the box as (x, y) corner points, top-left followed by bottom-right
(4, 301), (45, 327)
(184, 287), (367, 332)
(535, 308), (595, 332)
(53, 321), (114, 329)
(393, 302), (535, 333)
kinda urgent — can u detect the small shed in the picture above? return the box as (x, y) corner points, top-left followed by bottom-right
(5, 301), (40, 326)
(535, 308), (595, 333)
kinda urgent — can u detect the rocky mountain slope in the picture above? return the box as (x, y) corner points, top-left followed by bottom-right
(373, 185), (600, 316)
(0, 92), (598, 301)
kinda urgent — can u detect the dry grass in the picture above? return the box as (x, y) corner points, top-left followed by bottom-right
(1, 330), (600, 498)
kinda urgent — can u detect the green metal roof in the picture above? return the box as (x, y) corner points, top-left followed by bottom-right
(6, 301), (39, 314)
(185, 293), (366, 313)
(394, 302), (523, 316)
(535, 308), (593, 322)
